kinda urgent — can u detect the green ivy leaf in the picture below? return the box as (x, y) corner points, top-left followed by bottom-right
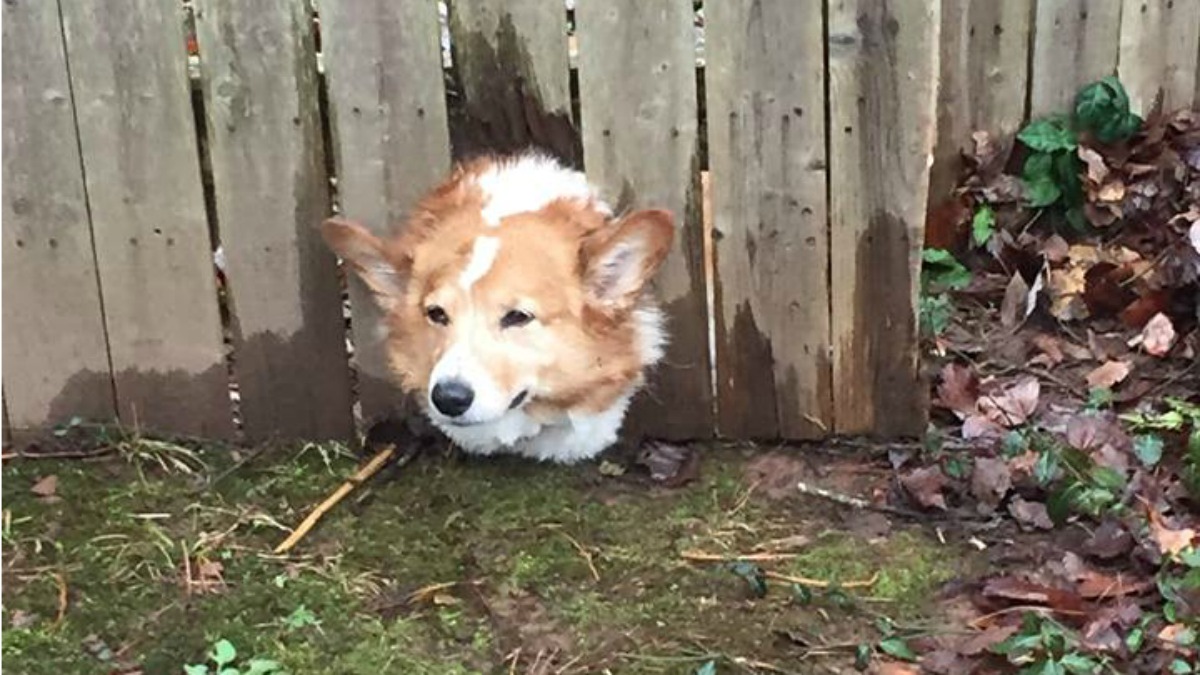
(972, 205), (996, 248)
(727, 561), (767, 598)
(878, 637), (918, 662)
(919, 294), (953, 337)
(1035, 450), (1060, 485)
(1024, 177), (1062, 208)
(1059, 652), (1100, 674)
(184, 666), (210, 675)
(854, 644), (872, 671)
(1126, 627), (1145, 653)
(1133, 435), (1164, 468)
(210, 640), (237, 668)
(695, 660), (717, 675)
(1170, 658), (1194, 675)
(1075, 77), (1142, 144)
(1019, 117), (1077, 152)
(921, 248), (972, 290)
(1054, 151), (1084, 206)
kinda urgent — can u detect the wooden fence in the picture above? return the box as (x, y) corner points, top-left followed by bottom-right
(4, 1), (1199, 445)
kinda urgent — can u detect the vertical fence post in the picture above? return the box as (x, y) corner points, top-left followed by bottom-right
(59, 0), (233, 438)
(829, 0), (941, 437)
(195, 0), (354, 442)
(2, 0), (116, 438)
(706, 0), (831, 440)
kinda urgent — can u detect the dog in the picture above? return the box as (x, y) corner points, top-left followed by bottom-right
(321, 151), (674, 463)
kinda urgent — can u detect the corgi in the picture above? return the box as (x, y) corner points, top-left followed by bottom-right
(321, 151), (674, 463)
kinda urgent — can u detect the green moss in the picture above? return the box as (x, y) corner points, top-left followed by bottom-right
(2, 442), (978, 673)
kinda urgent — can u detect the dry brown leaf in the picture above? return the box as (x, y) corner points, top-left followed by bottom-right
(1076, 571), (1153, 599)
(970, 457), (1012, 511)
(1031, 334), (1065, 365)
(1000, 272), (1031, 328)
(1048, 266), (1089, 321)
(900, 466), (948, 510)
(975, 377), (1040, 428)
(1148, 518), (1197, 559)
(1008, 496), (1054, 530)
(936, 363), (979, 417)
(1141, 312), (1176, 357)
(30, 475), (58, 498)
(1078, 146), (1109, 184)
(1042, 234), (1071, 263)
(1097, 179), (1126, 202)
(1085, 360), (1131, 389)
(1159, 623), (1197, 647)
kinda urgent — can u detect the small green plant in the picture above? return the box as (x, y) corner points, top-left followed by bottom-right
(971, 205), (995, 248)
(991, 613), (1105, 674)
(184, 638), (283, 675)
(282, 604), (320, 631)
(1016, 76), (1142, 230)
(919, 248), (971, 337)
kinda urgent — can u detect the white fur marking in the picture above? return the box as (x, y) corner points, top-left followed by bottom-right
(476, 152), (612, 225)
(458, 236), (500, 290)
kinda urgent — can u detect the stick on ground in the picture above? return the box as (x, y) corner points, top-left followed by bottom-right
(273, 444), (399, 554)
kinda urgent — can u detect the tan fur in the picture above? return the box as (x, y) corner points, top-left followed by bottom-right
(321, 156), (674, 423)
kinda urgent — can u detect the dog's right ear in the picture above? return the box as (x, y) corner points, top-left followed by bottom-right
(321, 217), (408, 310)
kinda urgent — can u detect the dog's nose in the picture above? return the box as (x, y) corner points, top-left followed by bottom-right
(431, 380), (474, 418)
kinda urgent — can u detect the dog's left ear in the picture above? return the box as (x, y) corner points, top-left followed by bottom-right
(582, 209), (675, 310)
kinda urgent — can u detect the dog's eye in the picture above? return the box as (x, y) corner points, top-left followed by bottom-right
(425, 305), (450, 326)
(500, 309), (534, 329)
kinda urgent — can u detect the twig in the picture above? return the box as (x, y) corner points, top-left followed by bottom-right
(52, 571), (68, 628)
(273, 444), (401, 554)
(968, 604), (1087, 628)
(764, 570), (879, 590)
(1, 447), (115, 461)
(681, 550), (799, 563)
(795, 481), (926, 520)
(560, 531), (600, 583)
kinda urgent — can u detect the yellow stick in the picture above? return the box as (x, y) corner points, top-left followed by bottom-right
(273, 444), (397, 554)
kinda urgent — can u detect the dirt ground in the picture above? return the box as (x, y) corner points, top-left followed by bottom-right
(1, 435), (1001, 674)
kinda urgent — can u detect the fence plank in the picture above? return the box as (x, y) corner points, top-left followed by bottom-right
(1118, 0), (1200, 114)
(1030, 0), (1121, 117)
(705, 0), (829, 439)
(2, 0), (115, 436)
(929, 0), (1032, 203)
(318, 0), (452, 423)
(448, 0), (577, 164)
(829, 0), (940, 436)
(576, 0), (714, 440)
(59, 1), (232, 438)
(195, 0), (353, 441)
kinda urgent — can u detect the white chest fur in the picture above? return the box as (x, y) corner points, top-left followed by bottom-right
(432, 391), (633, 464)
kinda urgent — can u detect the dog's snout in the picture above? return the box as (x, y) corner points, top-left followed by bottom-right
(431, 380), (474, 418)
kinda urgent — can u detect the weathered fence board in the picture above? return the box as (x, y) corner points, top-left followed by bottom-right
(448, 0), (577, 164)
(1117, 0), (1200, 114)
(706, 0), (830, 439)
(319, 0), (452, 423)
(59, 0), (232, 438)
(2, 0), (115, 435)
(929, 0), (1032, 203)
(195, 0), (354, 442)
(576, 0), (714, 440)
(828, 0), (940, 436)
(1030, 0), (1122, 117)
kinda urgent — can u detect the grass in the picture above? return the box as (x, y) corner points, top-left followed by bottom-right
(2, 437), (984, 673)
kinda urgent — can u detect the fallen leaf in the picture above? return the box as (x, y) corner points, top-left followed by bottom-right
(30, 475), (58, 498)
(981, 577), (1085, 612)
(638, 442), (699, 488)
(1147, 514), (1197, 559)
(1078, 146), (1109, 184)
(1030, 334), (1065, 365)
(1158, 624), (1198, 647)
(1008, 496), (1054, 530)
(935, 363), (979, 417)
(975, 377), (1040, 428)
(1086, 361), (1131, 389)
(900, 466), (948, 510)
(1083, 520), (1134, 559)
(970, 457), (1012, 511)
(1119, 290), (1171, 328)
(956, 624), (1019, 656)
(1141, 312), (1176, 356)
(999, 272), (1032, 328)
(1096, 179), (1126, 202)
(1076, 570), (1154, 599)
(9, 610), (37, 629)
(1048, 266), (1089, 321)
(871, 661), (919, 675)
(1041, 234), (1071, 263)
(753, 534), (812, 553)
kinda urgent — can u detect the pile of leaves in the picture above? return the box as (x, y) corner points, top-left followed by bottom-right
(900, 78), (1200, 673)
